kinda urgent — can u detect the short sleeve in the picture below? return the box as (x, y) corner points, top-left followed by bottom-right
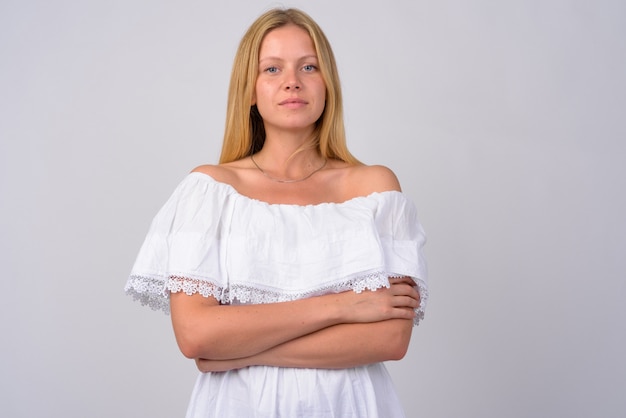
(374, 193), (429, 325)
(124, 173), (234, 313)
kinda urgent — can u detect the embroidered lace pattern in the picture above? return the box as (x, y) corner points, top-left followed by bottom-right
(125, 271), (428, 325)
(124, 275), (169, 313)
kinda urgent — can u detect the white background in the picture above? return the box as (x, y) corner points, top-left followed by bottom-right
(1, 1), (625, 417)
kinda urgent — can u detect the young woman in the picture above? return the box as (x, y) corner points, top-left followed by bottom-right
(126, 8), (428, 417)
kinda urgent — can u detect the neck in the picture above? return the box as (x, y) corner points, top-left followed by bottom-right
(257, 125), (320, 166)
(262, 124), (315, 151)
(251, 146), (326, 182)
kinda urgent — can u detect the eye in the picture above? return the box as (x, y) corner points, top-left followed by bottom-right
(264, 66), (279, 74)
(302, 64), (317, 72)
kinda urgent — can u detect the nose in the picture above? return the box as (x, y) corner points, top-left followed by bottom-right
(284, 69), (301, 90)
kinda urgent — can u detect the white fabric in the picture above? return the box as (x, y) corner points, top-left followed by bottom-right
(186, 363), (405, 418)
(125, 172), (428, 417)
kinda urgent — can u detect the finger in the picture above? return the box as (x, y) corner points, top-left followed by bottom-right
(391, 306), (417, 320)
(389, 283), (420, 299)
(393, 295), (420, 309)
(389, 276), (416, 286)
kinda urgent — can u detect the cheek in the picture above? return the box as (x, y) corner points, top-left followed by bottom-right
(314, 78), (327, 102)
(254, 82), (271, 104)
(316, 83), (327, 106)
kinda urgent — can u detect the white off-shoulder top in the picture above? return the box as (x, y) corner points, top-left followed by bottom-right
(125, 172), (429, 417)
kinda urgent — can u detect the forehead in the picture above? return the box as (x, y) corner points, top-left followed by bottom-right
(259, 24), (317, 58)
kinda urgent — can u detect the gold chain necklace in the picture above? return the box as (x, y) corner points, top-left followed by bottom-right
(250, 154), (327, 183)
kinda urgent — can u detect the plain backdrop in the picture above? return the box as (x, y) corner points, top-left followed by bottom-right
(1, 1), (625, 417)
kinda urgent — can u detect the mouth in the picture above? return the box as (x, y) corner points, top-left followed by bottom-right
(279, 98), (308, 105)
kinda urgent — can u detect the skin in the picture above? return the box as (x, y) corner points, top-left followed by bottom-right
(170, 24), (421, 373)
(253, 24), (327, 139)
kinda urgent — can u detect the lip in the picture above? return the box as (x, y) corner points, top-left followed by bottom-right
(279, 98), (308, 106)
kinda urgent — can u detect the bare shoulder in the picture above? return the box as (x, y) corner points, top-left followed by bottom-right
(191, 161), (247, 186)
(342, 164), (402, 196)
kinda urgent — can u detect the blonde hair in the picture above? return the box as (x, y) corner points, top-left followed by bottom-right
(219, 8), (359, 164)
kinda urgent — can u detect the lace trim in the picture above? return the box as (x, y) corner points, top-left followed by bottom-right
(126, 272), (428, 325)
(413, 278), (428, 325)
(124, 275), (169, 313)
(166, 271), (394, 303)
(168, 275), (224, 300)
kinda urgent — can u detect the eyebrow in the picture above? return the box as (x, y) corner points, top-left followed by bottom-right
(259, 55), (319, 63)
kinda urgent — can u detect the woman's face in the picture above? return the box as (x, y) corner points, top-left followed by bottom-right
(254, 24), (326, 136)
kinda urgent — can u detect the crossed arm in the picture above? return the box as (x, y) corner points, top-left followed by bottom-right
(170, 277), (420, 373)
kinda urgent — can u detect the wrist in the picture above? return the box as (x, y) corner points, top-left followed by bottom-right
(317, 292), (350, 324)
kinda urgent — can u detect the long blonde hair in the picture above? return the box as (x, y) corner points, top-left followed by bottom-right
(219, 8), (359, 164)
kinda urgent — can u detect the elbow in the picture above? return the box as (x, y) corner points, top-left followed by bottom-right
(170, 295), (221, 359)
(173, 322), (218, 359)
(175, 330), (204, 359)
(383, 319), (413, 361)
(174, 321), (228, 360)
(178, 338), (202, 359)
(387, 340), (409, 361)
(176, 332), (222, 360)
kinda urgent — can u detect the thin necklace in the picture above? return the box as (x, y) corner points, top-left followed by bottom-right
(250, 154), (327, 183)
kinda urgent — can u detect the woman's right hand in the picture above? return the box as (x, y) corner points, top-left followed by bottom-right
(335, 277), (420, 324)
